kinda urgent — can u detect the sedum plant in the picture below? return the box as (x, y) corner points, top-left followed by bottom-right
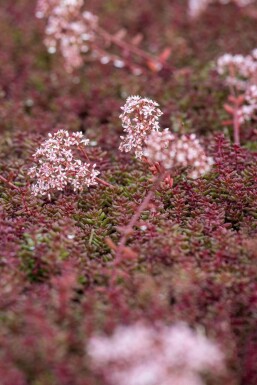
(217, 49), (257, 145)
(119, 96), (163, 159)
(188, 0), (255, 19)
(144, 130), (213, 180)
(36, 0), (170, 73)
(28, 129), (111, 199)
(115, 96), (213, 258)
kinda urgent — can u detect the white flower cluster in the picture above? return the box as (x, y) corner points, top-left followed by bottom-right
(28, 130), (99, 198)
(119, 96), (163, 159)
(144, 129), (213, 179)
(188, 0), (210, 18)
(88, 322), (224, 385)
(252, 48), (257, 60)
(36, 0), (164, 74)
(188, 0), (255, 19)
(240, 84), (257, 122)
(217, 49), (257, 123)
(36, 0), (83, 19)
(217, 50), (257, 89)
(36, 0), (98, 72)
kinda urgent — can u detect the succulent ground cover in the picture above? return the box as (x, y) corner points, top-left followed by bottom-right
(0, 1), (257, 384)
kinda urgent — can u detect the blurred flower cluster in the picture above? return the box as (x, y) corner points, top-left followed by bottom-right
(217, 49), (257, 90)
(240, 84), (257, 122)
(217, 49), (257, 130)
(36, 0), (98, 71)
(144, 130), (213, 179)
(36, 0), (84, 19)
(88, 322), (224, 385)
(36, 0), (166, 73)
(188, 0), (255, 19)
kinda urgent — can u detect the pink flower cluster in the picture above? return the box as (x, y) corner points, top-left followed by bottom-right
(28, 129), (99, 198)
(144, 129), (213, 178)
(88, 322), (224, 385)
(36, 0), (83, 19)
(217, 49), (257, 123)
(36, 0), (98, 71)
(36, 0), (165, 74)
(217, 50), (257, 89)
(119, 96), (163, 159)
(240, 84), (257, 122)
(188, 0), (210, 18)
(188, 0), (254, 19)
(119, 96), (213, 178)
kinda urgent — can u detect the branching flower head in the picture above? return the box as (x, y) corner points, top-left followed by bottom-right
(88, 322), (224, 385)
(36, 0), (58, 18)
(28, 129), (99, 198)
(36, 1), (166, 73)
(216, 50), (257, 90)
(36, 0), (84, 19)
(37, 0), (98, 72)
(188, 0), (255, 19)
(188, 0), (211, 19)
(119, 96), (163, 159)
(239, 84), (257, 122)
(217, 49), (257, 134)
(144, 129), (213, 178)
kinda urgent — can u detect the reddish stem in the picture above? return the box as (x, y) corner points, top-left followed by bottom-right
(0, 175), (20, 191)
(78, 146), (114, 188)
(233, 101), (241, 146)
(115, 171), (168, 259)
(97, 27), (163, 70)
(96, 177), (114, 189)
(228, 71), (241, 146)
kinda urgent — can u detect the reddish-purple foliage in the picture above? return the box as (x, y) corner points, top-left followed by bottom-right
(0, 1), (257, 385)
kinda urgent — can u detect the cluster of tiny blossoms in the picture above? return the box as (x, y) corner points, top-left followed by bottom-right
(88, 322), (224, 385)
(28, 130), (99, 198)
(36, 0), (167, 74)
(188, 0), (255, 19)
(119, 96), (212, 178)
(36, 0), (83, 18)
(188, 0), (211, 18)
(119, 96), (163, 159)
(36, 0), (98, 72)
(144, 129), (213, 179)
(217, 49), (257, 89)
(217, 49), (257, 123)
(240, 84), (257, 122)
